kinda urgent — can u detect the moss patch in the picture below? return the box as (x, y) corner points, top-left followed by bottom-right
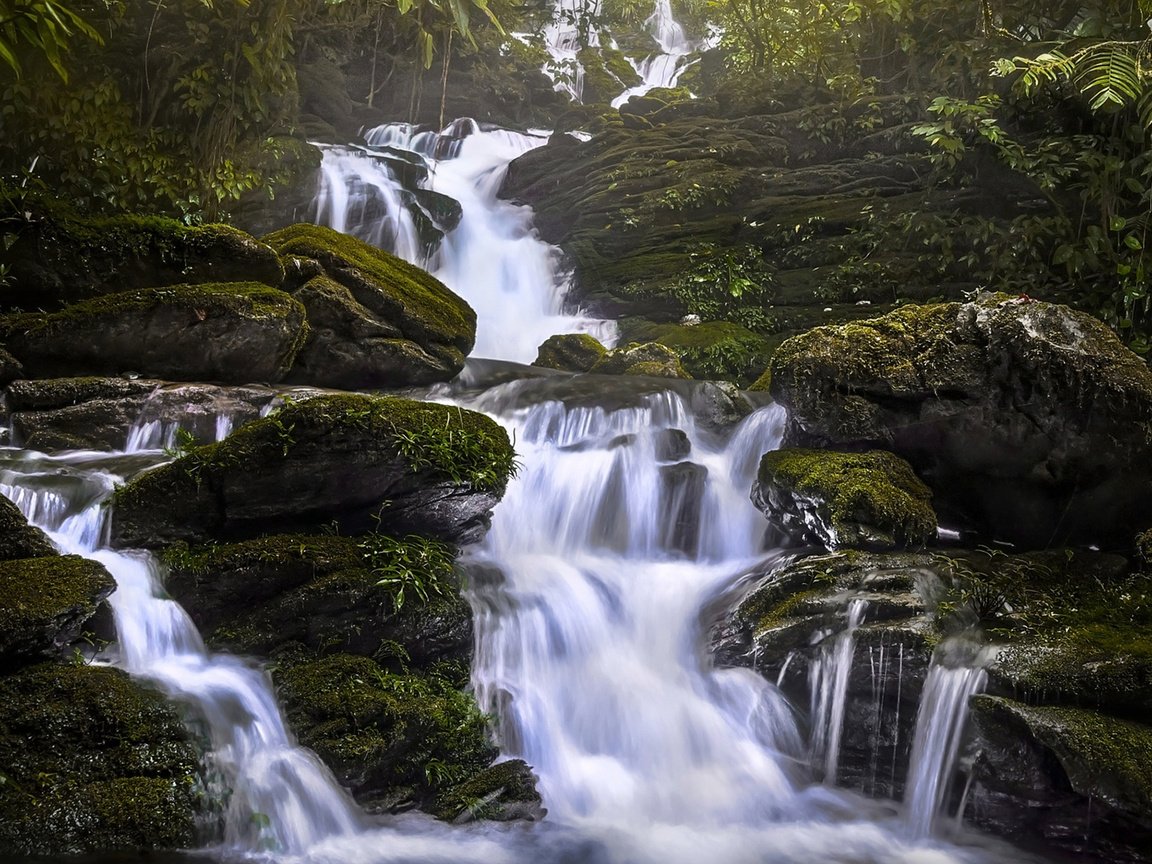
(274, 653), (495, 812)
(0, 555), (115, 667)
(0, 664), (201, 855)
(756, 448), (937, 550)
(262, 224), (475, 354)
(533, 333), (607, 372)
(0, 495), (56, 561)
(619, 319), (773, 385)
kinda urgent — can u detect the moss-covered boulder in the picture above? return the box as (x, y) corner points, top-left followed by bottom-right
(533, 333), (608, 372)
(0, 555), (115, 669)
(753, 449), (936, 550)
(430, 758), (543, 823)
(6, 377), (276, 452)
(2, 204), (284, 311)
(274, 652), (497, 814)
(164, 534), (472, 665)
(969, 696), (1152, 860)
(618, 320), (773, 385)
(0, 494), (55, 561)
(112, 394), (515, 548)
(769, 295), (1152, 548)
(589, 342), (692, 378)
(263, 224), (476, 387)
(0, 283), (307, 384)
(0, 664), (202, 856)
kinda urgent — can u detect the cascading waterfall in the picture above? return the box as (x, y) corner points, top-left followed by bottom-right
(610, 0), (699, 108)
(0, 440), (362, 855)
(312, 122), (614, 362)
(903, 658), (989, 837)
(808, 599), (868, 784)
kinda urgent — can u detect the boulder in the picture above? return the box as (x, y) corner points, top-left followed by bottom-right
(589, 342), (692, 378)
(263, 224), (476, 388)
(274, 652), (497, 814)
(0, 347), (23, 386)
(430, 759), (544, 823)
(768, 295), (1152, 548)
(0, 664), (202, 856)
(617, 320), (773, 386)
(533, 333), (608, 372)
(969, 696), (1152, 861)
(111, 394), (516, 548)
(7, 377), (277, 452)
(2, 205), (284, 310)
(163, 534), (472, 666)
(752, 448), (937, 551)
(0, 283), (307, 384)
(0, 494), (56, 561)
(0, 555), (115, 670)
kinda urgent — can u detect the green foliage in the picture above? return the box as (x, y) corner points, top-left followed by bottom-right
(391, 407), (519, 493)
(0, 0), (101, 81)
(359, 533), (457, 612)
(667, 244), (776, 332)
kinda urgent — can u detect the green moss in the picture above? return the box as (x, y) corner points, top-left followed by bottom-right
(749, 366), (772, 391)
(0, 664), (200, 855)
(590, 342), (691, 378)
(0, 555), (114, 662)
(0, 496), (56, 561)
(619, 320), (772, 385)
(759, 448), (937, 549)
(5, 376), (157, 411)
(275, 653), (495, 810)
(972, 696), (1152, 815)
(429, 759), (540, 822)
(262, 224), (475, 351)
(533, 333), (607, 372)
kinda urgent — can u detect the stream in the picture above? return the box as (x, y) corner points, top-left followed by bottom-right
(0, 3), (1057, 863)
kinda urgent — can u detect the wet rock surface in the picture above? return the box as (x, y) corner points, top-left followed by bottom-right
(768, 295), (1152, 548)
(110, 394), (515, 548)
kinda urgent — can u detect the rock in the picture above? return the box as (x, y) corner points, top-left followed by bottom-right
(533, 333), (608, 372)
(753, 449), (937, 551)
(769, 295), (1152, 548)
(111, 394), (516, 548)
(716, 551), (937, 798)
(969, 696), (1152, 861)
(0, 664), (201, 856)
(7, 377), (275, 453)
(617, 320), (773, 386)
(163, 534), (472, 666)
(0, 347), (23, 386)
(0, 494), (56, 561)
(274, 653), (499, 814)
(263, 224), (476, 388)
(431, 759), (544, 823)
(0, 283), (308, 384)
(2, 204), (284, 310)
(590, 342), (692, 378)
(0, 555), (115, 670)
(660, 461), (707, 557)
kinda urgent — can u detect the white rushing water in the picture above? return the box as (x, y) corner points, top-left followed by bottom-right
(312, 121), (614, 363)
(808, 599), (867, 784)
(904, 659), (989, 838)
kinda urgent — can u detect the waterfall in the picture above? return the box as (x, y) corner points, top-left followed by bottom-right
(808, 599), (867, 783)
(611, 0), (698, 108)
(0, 451), (361, 855)
(311, 123), (614, 362)
(903, 660), (988, 837)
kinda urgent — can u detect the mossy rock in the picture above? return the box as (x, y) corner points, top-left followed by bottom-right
(164, 533), (471, 665)
(0, 555), (115, 669)
(0, 347), (22, 386)
(532, 333), (608, 372)
(275, 653), (499, 815)
(748, 366), (771, 391)
(0, 664), (201, 856)
(769, 295), (1152, 549)
(112, 394), (515, 548)
(263, 224), (475, 387)
(753, 448), (937, 550)
(618, 320), (772, 385)
(971, 696), (1152, 852)
(429, 758), (543, 823)
(1, 198), (284, 311)
(576, 47), (640, 104)
(589, 342), (691, 378)
(0, 282), (308, 384)
(0, 494), (56, 562)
